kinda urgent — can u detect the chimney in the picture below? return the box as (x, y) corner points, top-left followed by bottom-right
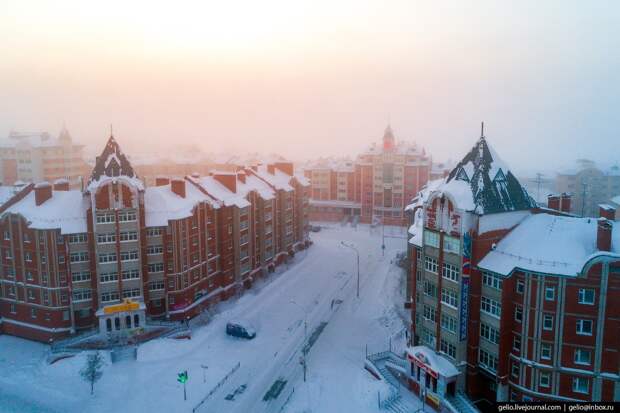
(547, 194), (560, 211)
(560, 193), (572, 213)
(53, 178), (69, 191)
(214, 173), (237, 193)
(599, 204), (616, 221)
(171, 178), (186, 198)
(274, 162), (294, 176)
(267, 164), (276, 175)
(155, 176), (170, 186)
(597, 218), (612, 251)
(237, 171), (246, 184)
(34, 182), (52, 205)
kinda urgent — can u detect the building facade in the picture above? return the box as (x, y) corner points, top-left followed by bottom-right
(0, 135), (310, 342)
(306, 125), (431, 226)
(405, 131), (620, 408)
(555, 160), (620, 217)
(0, 127), (89, 189)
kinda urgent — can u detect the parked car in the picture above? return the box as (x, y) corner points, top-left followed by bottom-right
(310, 225), (321, 232)
(226, 320), (256, 339)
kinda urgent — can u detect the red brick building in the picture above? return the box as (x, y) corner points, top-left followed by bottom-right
(0, 135), (310, 342)
(405, 129), (619, 408)
(306, 125), (431, 226)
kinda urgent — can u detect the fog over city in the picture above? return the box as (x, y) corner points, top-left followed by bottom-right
(1, 0), (619, 173)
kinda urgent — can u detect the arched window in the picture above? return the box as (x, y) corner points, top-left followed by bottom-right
(106, 318), (112, 332)
(114, 317), (120, 330)
(134, 314), (140, 327)
(125, 315), (132, 329)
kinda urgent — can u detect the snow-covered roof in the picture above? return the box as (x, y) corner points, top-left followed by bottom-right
(236, 174), (276, 201)
(478, 210), (531, 234)
(406, 346), (459, 378)
(429, 135), (535, 214)
(192, 176), (251, 208)
(2, 190), (88, 234)
(404, 178), (444, 212)
(478, 213), (620, 277)
(611, 195), (620, 207)
(252, 165), (294, 191)
(0, 186), (20, 207)
(88, 135), (142, 192)
(144, 182), (218, 227)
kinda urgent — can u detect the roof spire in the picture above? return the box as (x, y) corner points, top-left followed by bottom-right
(480, 121), (485, 139)
(110, 123), (114, 138)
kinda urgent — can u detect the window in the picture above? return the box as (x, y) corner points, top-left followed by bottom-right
(424, 257), (438, 273)
(70, 251), (89, 263)
(120, 250), (139, 262)
(31, 308), (36, 319)
(101, 291), (120, 303)
(515, 306), (523, 323)
(423, 305), (436, 322)
(146, 245), (163, 255)
(442, 263), (459, 282)
(146, 227), (162, 237)
(511, 363), (519, 378)
(149, 280), (164, 291)
(68, 233), (87, 244)
(10, 303), (16, 314)
(480, 323), (500, 345)
(3, 231), (9, 240)
(121, 269), (140, 280)
(239, 220), (249, 231)
(119, 231), (138, 242)
(118, 210), (136, 222)
(441, 314), (457, 333)
(423, 280), (437, 298)
(24, 252), (32, 262)
(480, 296), (501, 318)
(576, 319), (593, 336)
(72, 289), (92, 302)
(96, 212), (115, 224)
(122, 288), (141, 298)
(148, 263), (164, 273)
(240, 260), (250, 274)
(513, 336), (521, 352)
(23, 232), (30, 243)
(440, 339), (456, 359)
(545, 286), (555, 301)
(72, 271), (91, 282)
(479, 349), (498, 373)
(239, 234), (249, 245)
(56, 234), (64, 244)
(482, 272), (503, 290)
(26, 271), (33, 281)
(97, 233), (116, 244)
(443, 236), (460, 254)
(4, 249), (12, 260)
(539, 372), (551, 388)
(567, 346), (590, 367)
(543, 314), (553, 330)
(578, 289), (595, 305)
(516, 280), (524, 294)
(27, 289), (35, 301)
(441, 288), (458, 308)
(422, 328), (436, 348)
(541, 343), (552, 360)
(58, 254), (65, 264)
(424, 231), (439, 248)
(98, 252), (117, 264)
(100, 272), (118, 283)
(572, 377), (589, 394)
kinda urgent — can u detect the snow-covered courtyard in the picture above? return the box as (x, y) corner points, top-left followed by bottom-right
(0, 224), (413, 413)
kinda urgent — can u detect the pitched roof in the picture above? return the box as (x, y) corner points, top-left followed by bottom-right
(441, 134), (535, 214)
(478, 213), (620, 277)
(87, 135), (143, 192)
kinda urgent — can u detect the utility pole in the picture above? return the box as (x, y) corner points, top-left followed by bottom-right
(534, 172), (544, 204)
(201, 364), (208, 383)
(341, 242), (360, 298)
(581, 182), (587, 217)
(382, 210), (386, 257)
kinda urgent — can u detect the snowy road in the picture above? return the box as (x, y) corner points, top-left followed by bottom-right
(0, 224), (411, 413)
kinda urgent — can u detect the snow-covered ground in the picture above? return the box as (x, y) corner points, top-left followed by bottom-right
(0, 224), (412, 413)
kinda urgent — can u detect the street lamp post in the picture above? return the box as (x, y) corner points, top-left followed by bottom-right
(290, 299), (308, 382)
(341, 241), (360, 298)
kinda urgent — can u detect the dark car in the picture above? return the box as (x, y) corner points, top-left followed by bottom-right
(226, 320), (256, 339)
(310, 225), (321, 232)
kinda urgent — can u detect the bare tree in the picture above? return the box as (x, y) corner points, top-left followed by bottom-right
(80, 351), (105, 395)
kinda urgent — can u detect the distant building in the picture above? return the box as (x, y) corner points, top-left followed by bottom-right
(305, 125), (431, 225)
(0, 134), (310, 342)
(0, 127), (89, 189)
(402, 132), (619, 407)
(555, 160), (620, 217)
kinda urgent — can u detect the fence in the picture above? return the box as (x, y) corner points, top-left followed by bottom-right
(192, 362), (241, 413)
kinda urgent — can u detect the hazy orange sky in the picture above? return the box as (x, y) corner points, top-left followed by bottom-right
(0, 0), (618, 172)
